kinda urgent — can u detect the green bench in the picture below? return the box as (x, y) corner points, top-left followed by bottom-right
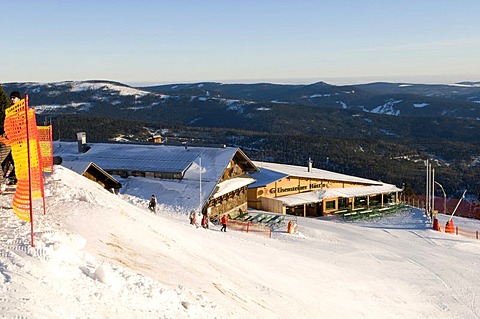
(233, 211), (249, 221)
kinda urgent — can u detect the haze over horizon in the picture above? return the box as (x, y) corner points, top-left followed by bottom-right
(2, 0), (480, 86)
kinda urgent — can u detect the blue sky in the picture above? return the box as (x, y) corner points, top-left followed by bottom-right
(2, 0), (480, 85)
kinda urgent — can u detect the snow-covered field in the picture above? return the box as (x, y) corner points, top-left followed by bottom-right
(1, 166), (480, 318)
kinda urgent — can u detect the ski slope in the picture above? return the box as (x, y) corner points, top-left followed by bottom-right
(0, 166), (479, 318)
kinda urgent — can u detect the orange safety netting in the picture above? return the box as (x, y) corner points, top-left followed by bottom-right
(4, 99), (45, 221)
(28, 109), (45, 201)
(37, 125), (53, 173)
(228, 220), (272, 238)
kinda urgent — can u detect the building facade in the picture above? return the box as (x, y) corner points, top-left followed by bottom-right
(54, 141), (257, 219)
(248, 161), (401, 216)
(55, 139), (401, 219)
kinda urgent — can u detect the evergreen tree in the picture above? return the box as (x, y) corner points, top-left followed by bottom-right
(0, 85), (9, 134)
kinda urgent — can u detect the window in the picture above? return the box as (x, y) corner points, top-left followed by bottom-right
(325, 200), (335, 210)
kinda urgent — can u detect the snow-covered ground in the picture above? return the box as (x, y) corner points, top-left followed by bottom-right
(1, 166), (480, 318)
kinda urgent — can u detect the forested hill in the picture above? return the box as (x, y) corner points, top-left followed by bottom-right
(1, 80), (480, 198)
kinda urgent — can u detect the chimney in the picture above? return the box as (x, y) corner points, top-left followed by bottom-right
(77, 132), (87, 153)
(308, 157), (313, 172)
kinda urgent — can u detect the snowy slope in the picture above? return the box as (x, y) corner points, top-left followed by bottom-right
(0, 166), (480, 318)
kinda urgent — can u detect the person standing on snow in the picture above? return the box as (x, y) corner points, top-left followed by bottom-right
(190, 210), (199, 228)
(148, 194), (157, 212)
(0, 91), (21, 185)
(220, 214), (228, 232)
(201, 212), (209, 229)
(189, 210), (195, 225)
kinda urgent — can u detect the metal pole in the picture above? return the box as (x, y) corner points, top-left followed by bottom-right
(449, 190), (467, 222)
(426, 160), (430, 215)
(428, 161), (431, 215)
(431, 168), (435, 218)
(199, 156), (202, 213)
(434, 181), (446, 214)
(425, 160), (428, 212)
(25, 95), (35, 247)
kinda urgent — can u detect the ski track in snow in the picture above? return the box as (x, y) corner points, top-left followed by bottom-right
(1, 167), (480, 318)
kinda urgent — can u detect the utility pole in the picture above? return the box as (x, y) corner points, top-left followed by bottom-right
(431, 167), (435, 218)
(199, 155), (202, 213)
(425, 160), (430, 216)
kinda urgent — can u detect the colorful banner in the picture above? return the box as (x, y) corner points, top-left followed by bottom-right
(37, 125), (53, 173)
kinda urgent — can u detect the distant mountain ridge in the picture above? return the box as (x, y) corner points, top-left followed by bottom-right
(3, 80), (480, 120)
(140, 80), (480, 118)
(2, 79), (480, 197)
(3, 79), (480, 144)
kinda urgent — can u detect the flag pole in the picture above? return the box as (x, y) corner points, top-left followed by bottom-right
(39, 126), (46, 215)
(25, 95), (34, 247)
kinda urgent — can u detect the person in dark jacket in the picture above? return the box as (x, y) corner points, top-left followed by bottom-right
(148, 194), (156, 212)
(0, 91), (21, 185)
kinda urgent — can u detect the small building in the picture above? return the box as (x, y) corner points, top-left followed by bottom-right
(248, 160), (402, 216)
(62, 161), (122, 193)
(147, 135), (163, 143)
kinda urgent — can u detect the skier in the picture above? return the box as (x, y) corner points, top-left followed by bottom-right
(148, 194), (156, 212)
(220, 214), (228, 232)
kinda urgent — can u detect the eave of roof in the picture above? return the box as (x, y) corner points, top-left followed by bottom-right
(252, 161), (383, 186)
(212, 177), (256, 199)
(54, 141), (239, 179)
(273, 184), (402, 206)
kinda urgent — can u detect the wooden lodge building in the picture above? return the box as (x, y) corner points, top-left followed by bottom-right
(248, 160), (402, 217)
(62, 160), (122, 192)
(53, 140), (258, 220)
(54, 137), (402, 219)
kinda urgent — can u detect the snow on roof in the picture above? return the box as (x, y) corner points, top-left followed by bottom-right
(252, 161), (383, 186)
(212, 176), (256, 199)
(62, 160), (121, 186)
(275, 184), (402, 206)
(248, 167), (288, 188)
(54, 141), (251, 211)
(54, 141), (237, 179)
(62, 160), (91, 174)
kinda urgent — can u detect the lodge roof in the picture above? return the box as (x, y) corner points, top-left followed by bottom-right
(54, 141), (257, 177)
(53, 141), (258, 211)
(274, 184), (403, 206)
(62, 160), (122, 189)
(250, 161), (384, 187)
